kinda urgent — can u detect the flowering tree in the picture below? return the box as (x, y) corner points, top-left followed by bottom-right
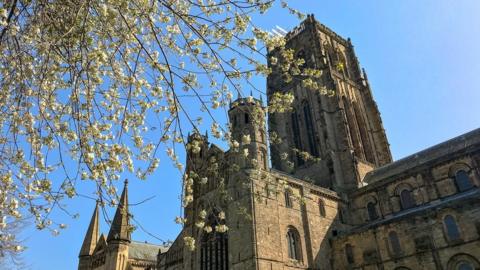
(0, 0), (323, 256)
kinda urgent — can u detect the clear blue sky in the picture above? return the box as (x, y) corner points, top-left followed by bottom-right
(20, 1), (480, 269)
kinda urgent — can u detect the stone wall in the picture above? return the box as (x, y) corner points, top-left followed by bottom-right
(247, 169), (344, 270)
(332, 150), (480, 269)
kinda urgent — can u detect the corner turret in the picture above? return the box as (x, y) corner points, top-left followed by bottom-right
(229, 96), (268, 170)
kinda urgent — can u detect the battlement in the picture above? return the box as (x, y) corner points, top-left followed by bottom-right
(285, 14), (350, 47)
(229, 96), (264, 110)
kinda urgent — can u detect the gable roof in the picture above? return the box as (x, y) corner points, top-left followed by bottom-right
(93, 234), (108, 254)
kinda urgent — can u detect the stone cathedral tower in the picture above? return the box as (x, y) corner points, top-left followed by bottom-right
(80, 15), (480, 270)
(268, 15), (392, 193)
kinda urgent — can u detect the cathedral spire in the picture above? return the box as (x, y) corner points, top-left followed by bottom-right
(79, 201), (100, 257)
(107, 179), (131, 243)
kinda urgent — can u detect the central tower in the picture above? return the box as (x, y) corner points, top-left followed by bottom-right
(267, 15), (392, 193)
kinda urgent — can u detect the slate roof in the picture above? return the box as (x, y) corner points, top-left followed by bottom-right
(364, 128), (480, 184)
(129, 241), (170, 262)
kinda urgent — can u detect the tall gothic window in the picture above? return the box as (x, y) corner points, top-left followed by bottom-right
(285, 190), (292, 208)
(454, 170), (474, 192)
(444, 215), (461, 241)
(291, 112), (304, 166)
(388, 231), (402, 256)
(367, 202), (378, 221)
(244, 113), (249, 124)
(319, 199), (326, 217)
(343, 97), (363, 159)
(286, 227), (302, 261)
(303, 102), (318, 157)
(354, 102), (375, 163)
(399, 189), (415, 210)
(200, 212), (229, 270)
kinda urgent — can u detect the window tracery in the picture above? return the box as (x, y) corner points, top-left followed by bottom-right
(200, 211), (229, 270)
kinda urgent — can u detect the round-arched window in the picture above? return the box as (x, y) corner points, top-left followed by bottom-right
(444, 215), (461, 241)
(286, 227), (302, 261)
(454, 170), (474, 192)
(447, 254), (480, 270)
(388, 231), (402, 256)
(457, 261), (474, 270)
(399, 189), (415, 210)
(319, 199), (326, 217)
(367, 202), (378, 221)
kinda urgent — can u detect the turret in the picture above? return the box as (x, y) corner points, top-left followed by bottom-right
(229, 96), (268, 170)
(185, 131), (210, 173)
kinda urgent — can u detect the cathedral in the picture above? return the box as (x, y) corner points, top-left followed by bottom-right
(78, 15), (480, 270)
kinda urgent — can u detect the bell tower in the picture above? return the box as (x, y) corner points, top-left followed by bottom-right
(267, 15), (392, 193)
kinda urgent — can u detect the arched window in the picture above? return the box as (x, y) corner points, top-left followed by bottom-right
(367, 202), (378, 221)
(342, 96), (363, 159)
(319, 199), (326, 217)
(447, 254), (480, 270)
(444, 215), (461, 241)
(454, 170), (474, 192)
(303, 102), (318, 157)
(200, 212), (229, 270)
(244, 113), (249, 124)
(457, 262), (474, 270)
(399, 189), (415, 210)
(389, 231), (402, 256)
(285, 190), (292, 208)
(286, 227), (302, 261)
(345, 244), (354, 264)
(291, 111), (304, 166)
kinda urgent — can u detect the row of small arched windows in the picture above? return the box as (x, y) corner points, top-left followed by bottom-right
(284, 191), (327, 218)
(366, 169), (475, 221)
(345, 214), (463, 264)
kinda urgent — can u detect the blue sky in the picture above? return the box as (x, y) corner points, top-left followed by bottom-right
(19, 1), (480, 269)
